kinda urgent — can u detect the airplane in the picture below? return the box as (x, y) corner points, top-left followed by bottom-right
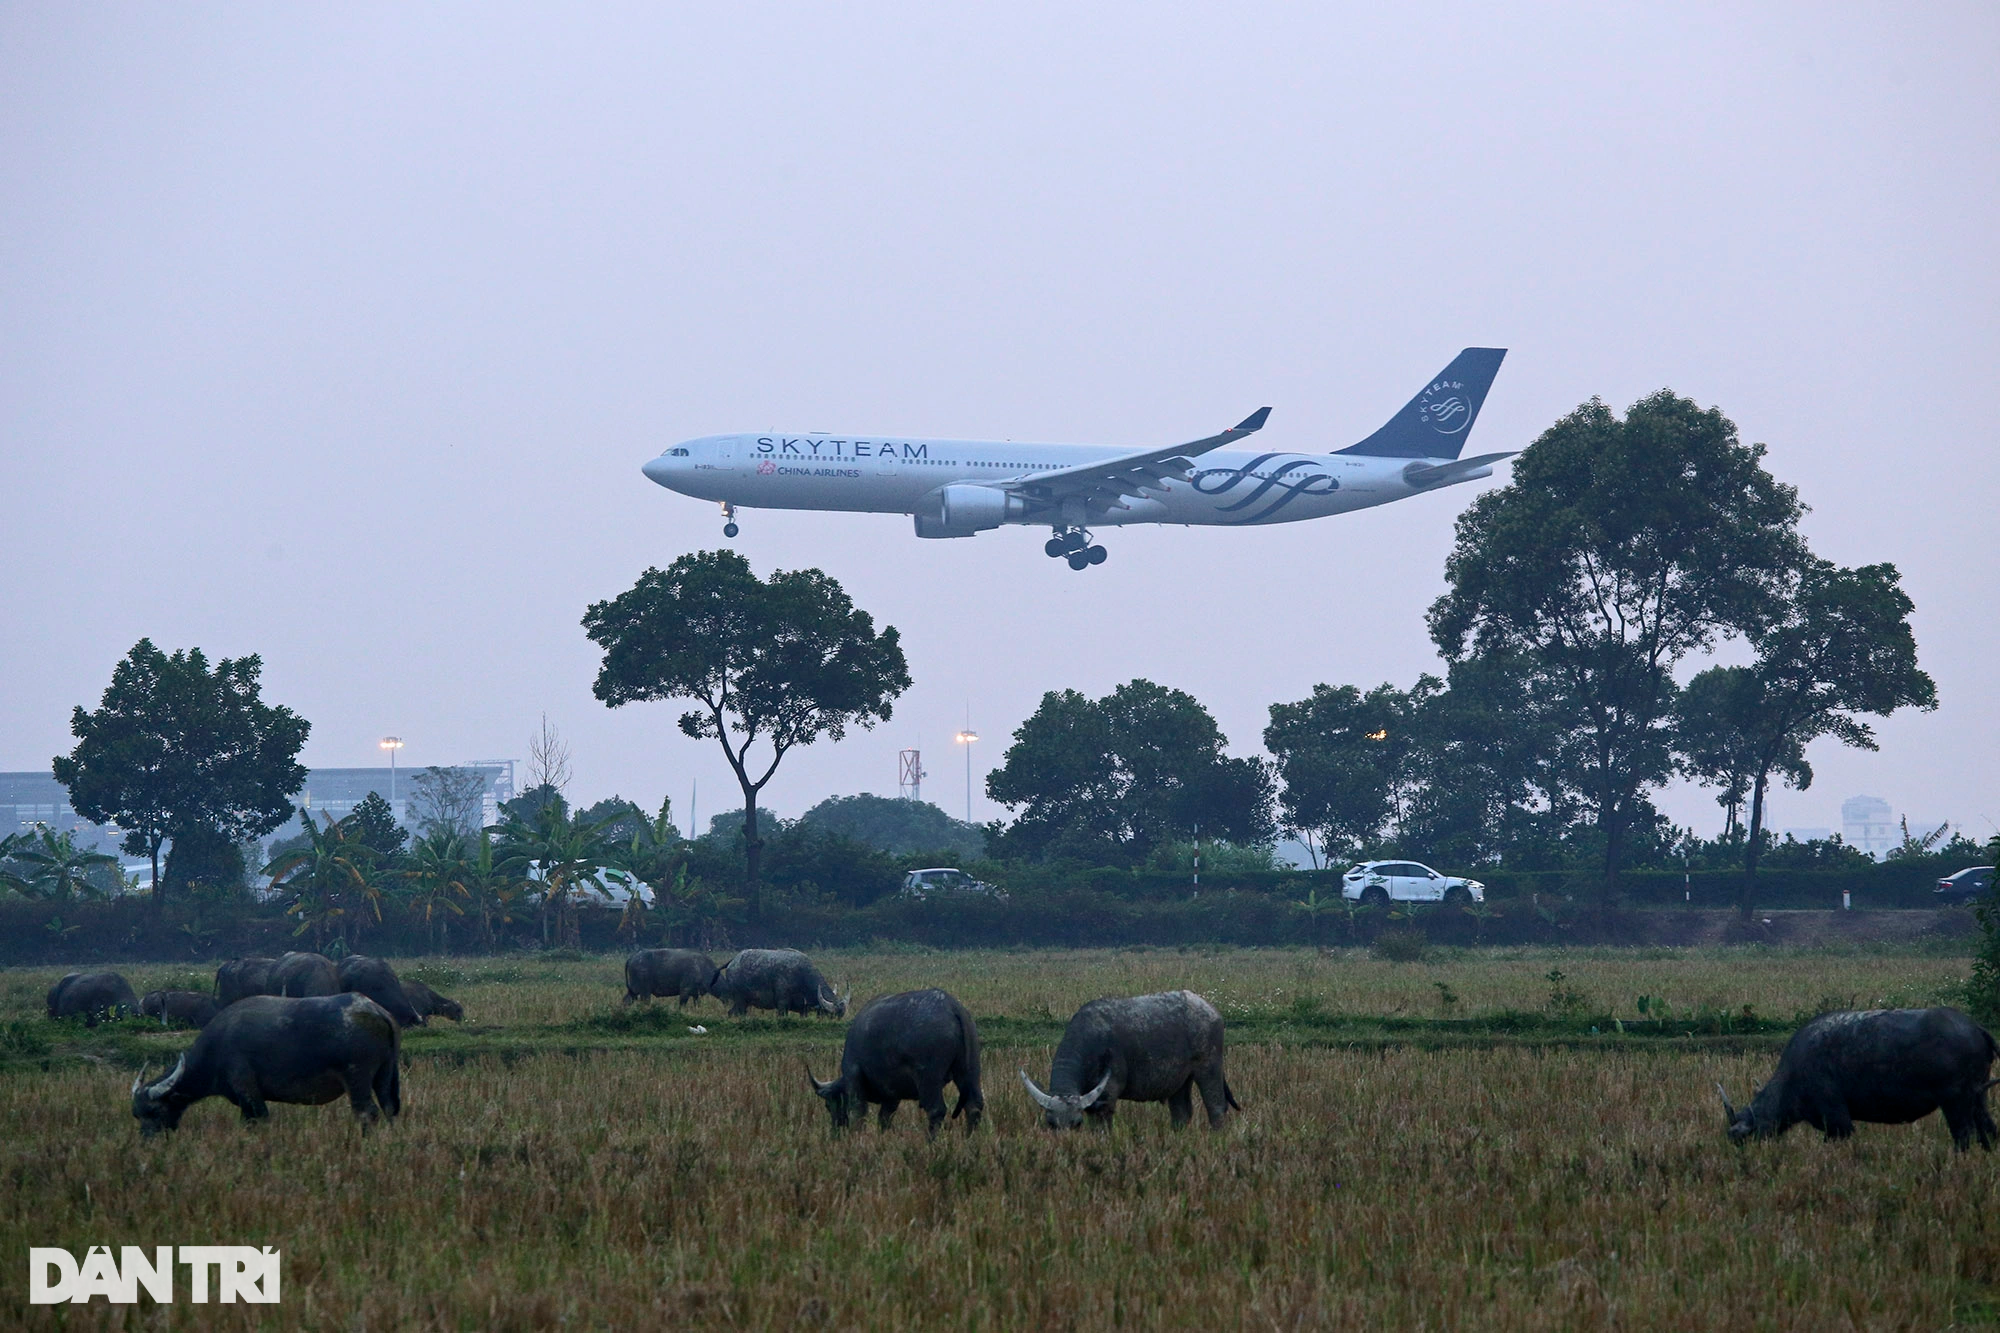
(642, 348), (1510, 570)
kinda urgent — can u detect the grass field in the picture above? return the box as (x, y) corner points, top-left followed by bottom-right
(5, 944), (1996, 1329)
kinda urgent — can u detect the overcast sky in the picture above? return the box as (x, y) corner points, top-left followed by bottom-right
(3, 5), (1995, 844)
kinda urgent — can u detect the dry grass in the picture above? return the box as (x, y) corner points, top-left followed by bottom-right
(4, 946), (1995, 1329)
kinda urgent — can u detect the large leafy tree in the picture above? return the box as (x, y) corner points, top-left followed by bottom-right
(989, 679), (1273, 862)
(1681, 560), (1935, 914)
(54, 640), (310, 914)
(1428, 392), (1804, 901)
(1264, 682), (1419, 866)
(583, 550), (911, 911)
(9, 828), (120, 904)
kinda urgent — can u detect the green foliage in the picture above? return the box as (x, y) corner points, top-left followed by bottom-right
(6, 828), (119, 903)
(267, 810), (377, 950)
(1265, 681), (1416, 864)
(987, 679), (1274, 862)
(1965, 836), (2000, 1028)
(584, 549), (911, 899)
(343, 791), (410, 863)
(798, 793), (984, 858)
(492, 792), (618, 949)
(53, 639), (310, 912)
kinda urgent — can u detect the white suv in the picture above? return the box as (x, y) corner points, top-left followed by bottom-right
(900, 867), (1004, 900)
(1342, 860), (1485, 907)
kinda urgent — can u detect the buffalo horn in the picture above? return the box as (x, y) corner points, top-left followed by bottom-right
(131, 1064), (149, 1096)
(1019, 1070), (1062, 1111)
(1077, 1070), (1113, 1109)
(1716, 1082), (1736, 1119)
(803, 1060), (839, 1096)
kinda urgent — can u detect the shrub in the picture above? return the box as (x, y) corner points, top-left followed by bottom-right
(1371, 927), (1428, 963)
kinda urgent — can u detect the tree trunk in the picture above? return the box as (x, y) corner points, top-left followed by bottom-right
(1739, 770), (1771, 919)
(149, 839), (163, 918)
(739, 779), (764, 921)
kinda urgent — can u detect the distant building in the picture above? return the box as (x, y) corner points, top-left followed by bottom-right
(2, 761), (517, 859)
(1842, 795), (1897, 859)
(294, 762), (515, 832)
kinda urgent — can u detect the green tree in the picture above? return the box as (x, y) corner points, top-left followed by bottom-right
(54, 640), (309, 915)
(1264, 682), (1418, 866)
(798, 793), (985, 858)
(404, 826), (475, 952)
(493, 792), (617, 948)
(10, 828), (119, 904)
(583, 550), (911, 913)
(1428, 392), (1804, 903)
(1673, 666), (1771, 841)
(343, 791), (410, 864)
(988, 680), (1273, 862)
(266, 811), (374, 952)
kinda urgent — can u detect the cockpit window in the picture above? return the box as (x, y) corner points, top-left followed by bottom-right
(667, 447), (690, 456)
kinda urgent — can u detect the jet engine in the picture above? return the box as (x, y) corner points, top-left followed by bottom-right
(913, 484), (1025, 538)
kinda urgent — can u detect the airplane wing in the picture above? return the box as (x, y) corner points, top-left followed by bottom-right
(1001, 407), (1271, 515)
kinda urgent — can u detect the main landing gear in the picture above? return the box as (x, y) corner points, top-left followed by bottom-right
(721, 502), (739, 539)
(1044, 528), (1107, 571)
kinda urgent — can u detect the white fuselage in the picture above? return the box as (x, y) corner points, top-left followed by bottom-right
(643, 433), (1491, 529)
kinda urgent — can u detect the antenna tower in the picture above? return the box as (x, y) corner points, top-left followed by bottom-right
(898, 749), (925, 802)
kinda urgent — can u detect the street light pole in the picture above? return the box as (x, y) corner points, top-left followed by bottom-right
(379, 736), (404, 813)
(954, 723), (978, 825)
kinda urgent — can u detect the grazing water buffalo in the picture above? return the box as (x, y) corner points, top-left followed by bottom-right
(140, 990), (222, 1029)
(215, 956), (277, 1006)
(712, 949), (848, 1018)
(1720, 1006), (2000, 1150)
(808, 988), (983, 1137)
(403, 980), (463, 1023)
(271, 951), (339, 997)
(623, 949), (720, 1007)
(335, 955), (424, 1027)
(130, 993), (401, 1136)
(1022, 990), (1240, 1130)
(47, 972), (139, 1026)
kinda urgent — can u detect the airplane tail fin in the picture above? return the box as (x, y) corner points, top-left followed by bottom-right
(1337, 347), (1506, 460)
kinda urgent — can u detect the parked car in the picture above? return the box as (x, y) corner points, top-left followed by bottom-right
(1341, 860), (1485, 907)
(900, 867), (1005, 901)
(1936, 866), (1995, 904)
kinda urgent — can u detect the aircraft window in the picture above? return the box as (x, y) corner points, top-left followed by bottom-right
(665, 447), (690, 457)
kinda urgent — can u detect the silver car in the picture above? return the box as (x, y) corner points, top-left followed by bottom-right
(1341, 860), (1485, 907)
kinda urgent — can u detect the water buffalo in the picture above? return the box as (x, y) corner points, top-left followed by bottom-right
(712, 949), (848, 1019)
(271, 951), (339, 997)
(1720, 1006), (2000, 1150)
(623, 948), (720, 1007)
(130, 993), (401, 1136)
(47, 972), (139, 1027)
(1022, 990), (1241, 1130)
(808, 988), (983, 1137)
(403, 979), (463, 1023)
(215, 956), (278, 1006)
(335, 955), (424, 1027)
(140, 990), (222, 1029)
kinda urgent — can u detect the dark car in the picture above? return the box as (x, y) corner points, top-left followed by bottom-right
(1937, 866), (1995, 904)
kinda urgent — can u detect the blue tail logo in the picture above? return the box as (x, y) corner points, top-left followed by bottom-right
(1338, 347), (1506, 459)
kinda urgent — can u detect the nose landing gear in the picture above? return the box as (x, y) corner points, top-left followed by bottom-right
(721, 502), (739, 539)
(1045, 528), (1107, 571)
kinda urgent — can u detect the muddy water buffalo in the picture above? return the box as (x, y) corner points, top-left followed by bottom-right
(712, 949), (848, 1018)
(271, 951), (339, 997)
(140, 990), (222, 1029)
(215, 957), (277, 1006)
(130, 993), (401, 1136)
(1022, 990), (1241, 1130)
(335, 955), (424, 1027)
(808, 988), (983, 1137)
(403, 980), (463, 1023)
(47, 972), (139, 1026)
(1720, 1006), (2000, 1150)
(623, 949), (720, 1007)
